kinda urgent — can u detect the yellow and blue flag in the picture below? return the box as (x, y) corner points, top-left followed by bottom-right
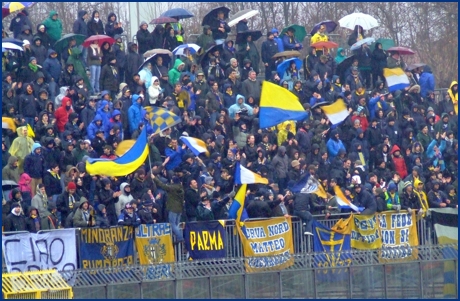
(383, 67), (410, 92)
(259, 81), (307, 128)
(320, 98), (350, 125)
(145, 106), (181, 134)
(180, 136), (210, 156)
(290, 173), (328, 199)
(85, 126), (149, 176)
(228, 184), (249, 226)
(235, 162), (269, 184)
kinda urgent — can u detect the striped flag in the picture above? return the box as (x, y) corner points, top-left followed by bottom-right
(383, 67), (410, 92)
(228, 184), (249, 226)
(180, 136), (210, 156)
(2, 117), (16, 132)
(234, 162), (268, 185)
(320, 98), (350, 125)
(333, 185), (362, 212)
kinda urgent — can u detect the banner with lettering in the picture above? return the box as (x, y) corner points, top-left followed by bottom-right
(237, 216), (294, 273)
(312, 220), (352, 281)
(350, 214), (382, 249)
(2, 229), (77, 273)
(184, 220), (227, 259)
(378, 211), (419, 262)
(79, 226), (134, 269)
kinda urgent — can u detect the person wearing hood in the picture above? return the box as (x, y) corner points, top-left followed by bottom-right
(128, 94), (143, 133)
(334, 48), (346, 65)
(99, 178), (121, 225)
(303, 47), (319, 81)
(125, 43), (143, 87)
(34, 24), (50, 50)
(9, 9), (33, 38)
(136, 21), (152, 56)
(43, 10), (62, 46)
(417, 65), (435, 99)
(427, 180), (449, 208)
(168, 58), (185, 86)
(105, 110), (123, 140)
(237, 34), (260, 74)
(42, 49), (61, 100)
(115, 182), (134, 216)
(17, 25), (34, 45)
(2, 155), (20, 183)
(228, 94), (254, 119)
(25, 207), (42, 233)
(4, 202), (26, 232)
(148, 76), (163, 105)
(73, 198), (95, 228)
(326, 129), (346, 160)
(67, 46), (92, 90)
(151, 25), (165, 49)
(54, 96), (73, 133)
(371, 42), (387, 86)
(271, 145), (290, 193)
(112, 35), (126, 83)
(9, 126), (34, 174)
(105, 12), (123, 38)
(100, 55), (119, 100)
(87, 10), (104, 37)
(86, 113), (105, 140)
(31, 35), (47, 64)
(426, 132), (447, 171)
(447, 80), (458, 115)
(24, 142), (44, 195)
(73, 10), (88, 37)
(196, 25), (214, 57)
(94, 204), (109, 227)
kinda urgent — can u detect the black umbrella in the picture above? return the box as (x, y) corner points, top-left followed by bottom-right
(138, 54), (158, 72)
(200, 43), (224, 69)
(336, 54), (355, 84)
(202, 6), (230, 26)
(235, 30), (262, 45)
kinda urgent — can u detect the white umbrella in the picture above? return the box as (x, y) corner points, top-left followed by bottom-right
(2, 42), (23, 51)
(338, 12), (379, 30)
(350, 37), (376, 51)
(172, 43), (201, 56)
(228, 9), (259, 27)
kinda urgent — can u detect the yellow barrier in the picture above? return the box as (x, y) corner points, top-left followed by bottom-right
(2, 270), (73, 299)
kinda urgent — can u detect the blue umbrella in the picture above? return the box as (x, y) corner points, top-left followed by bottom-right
(350, 37), (375, 51)
(277, 58), (302, 77)
(160, 8), (194, 20)
(2, 37), (24, 46)
(310, 20), (337, 35)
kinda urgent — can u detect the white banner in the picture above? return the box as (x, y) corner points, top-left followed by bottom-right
(2, 229), (77, 273)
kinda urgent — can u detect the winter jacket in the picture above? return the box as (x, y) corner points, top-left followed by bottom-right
(168, 58), (185, 86)
(117, 209), (140, 227)
(153, 177), (184, 214)
(73, 200), (93, 227)
(165, 146), (185, 171)
(210, 18), (230, 41)
(42, 49), (61, 82)
(87, 12), (105, 36)
(128, 95), (142, 132)
(73, 10), (88, 37)
(228, 94), (254, 119)
(98, 183), (119, 225)
(43, 170), (62, 196)
(271, 146), (289, 179)
(31, 36), (47, 64)
(136, 24), (152, 56)
(184, 187), (201, 219)
(105, 13), (123, 38)
(125, 42), (143, 80)
(241, 78), (262, 102)
(54, 97), (73, 132)
(390, 145), (408, 179)
(23, 143), (44, 178)
(112, 39), (126, 69)
(43, 11), (62, 42)
(353, 189), (377, 215)
(419, 66), (435, 98)
(426, 139), (446, 171)
(100, 64), (119, 92)
(4, 210), (27, 231)
(326, 132), (346, 159)
(56, 191), (80, 223)
(2, 156), (19, 183)
(86, 114), (104, 140)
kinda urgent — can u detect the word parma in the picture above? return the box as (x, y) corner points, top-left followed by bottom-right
(189, 230), (224, 251)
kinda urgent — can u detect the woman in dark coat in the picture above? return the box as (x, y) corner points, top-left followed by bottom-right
(347, 25), (365, 46)
(162, 27), (178, 52)
(151, 25), (165, 49)
(98, 178), (120, 226)
(371, 42), (387, 87)
(87, 11), (105, 36)
(136, 21), (152, 56)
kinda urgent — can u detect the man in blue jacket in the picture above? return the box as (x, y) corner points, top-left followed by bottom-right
(128, 94), (143, 134)
(418, 65), (435, 99)
(282, 27), (303, 51)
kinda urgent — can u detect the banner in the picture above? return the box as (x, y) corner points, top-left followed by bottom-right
(237, 216), (294, 272)
(378, 211), (419, 262)
(312, 220), (352, 281)
(350, 214), (382, 249)
(2, 229), (77, 273)
(79, 226), (134, 269)
(184, 220), (227, 259)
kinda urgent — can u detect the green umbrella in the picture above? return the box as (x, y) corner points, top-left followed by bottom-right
(370, 38), (395, 52)
(280, 24), (307, 42)
(53, 33), (86, 53)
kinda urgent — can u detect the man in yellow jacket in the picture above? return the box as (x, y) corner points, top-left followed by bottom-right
(310, 25), (329, 56)
(8, 126), (34, 174)
(447, 80), (458, 115)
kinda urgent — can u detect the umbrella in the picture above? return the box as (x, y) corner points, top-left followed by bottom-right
(150, 16), (177, 25)
(235, 30), (262, 44)
(2, 42), (23, 51)
(82, 35), (115, 48)
(388, 46), (415, 55)
(53, 33), (86, 53)
(2, 2), (35, 17)
(138, 54), (158, 71)
(160, 8), (194, 20)
(338, 12), (379, 30)
(311, 41), (339, 49)
(310, 20), (338, 35)
(350, 37), (375, 51)
(2, 37), (24, 46)
(228, 9), (259, 27)
(277, 57), (302, 77)
(200, 43), (223, 69)
(143, 48), (172, 66)
(202, 6), (230, 26)
(336, 54), (355, 83)
(272, 50), (301, 59)
(407, 63), (426, 71)
(172, 43), (201, 56)
(370, 38), (395, 52)
(280, 24), (307, 42)
(2, 180), (18, 190)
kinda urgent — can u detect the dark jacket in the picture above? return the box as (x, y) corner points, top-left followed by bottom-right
(353, 188), (377, 215)
(105, 13), (123, 38)
(87, 12), (105, 36)
(4, 210), (27, 232)
(31, 36), (47, 65)
(98, 181), (119, 225)
(73, 10), (89, 37)
(23, 150), (44, 179)
(184, 187), (201, 219)
(42, 49), (61, 82)
(117, 209), (141, 227)
(43, 170), (63, 196)
(136, 24), (152, 56)
(100, 63), (119, 92)
(125, 43), (143, 79)
(153, 177), (184, 214)
(56, 191), (80, 223)
(9, 10), (33, 38)
(112, 38), (126, 69)
(18, 89), (36, 118)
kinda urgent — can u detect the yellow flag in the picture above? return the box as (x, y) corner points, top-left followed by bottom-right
(331, 215), (352, 235)
(27, 124), (35, 138)
(115, 140), (136, 156)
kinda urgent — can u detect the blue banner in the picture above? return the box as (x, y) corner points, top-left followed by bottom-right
(184, 221), (227, 260)
(312, 220), (352, 282)
(79, 226), (135, 269)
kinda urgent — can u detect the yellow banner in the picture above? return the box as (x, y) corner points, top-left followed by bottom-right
(237, 216), (294, 273)
(135, 224), (175, 265)
(378, 211), (419, 262)
(350, 214), (382, 249)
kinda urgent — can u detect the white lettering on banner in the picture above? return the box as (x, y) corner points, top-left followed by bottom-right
(245, 227), (267, 239)
(247, 251), (291, 268)
(391, 213), (412, 228)
(1, 230), (77, 273)
(267, 221), (290, 237)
